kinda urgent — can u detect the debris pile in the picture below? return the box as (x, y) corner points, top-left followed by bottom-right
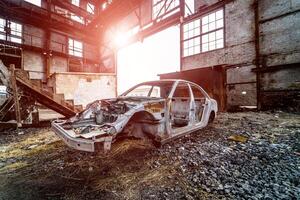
(0, 111), (299, 199)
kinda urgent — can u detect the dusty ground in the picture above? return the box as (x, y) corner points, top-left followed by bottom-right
(0, 111), (299, 200)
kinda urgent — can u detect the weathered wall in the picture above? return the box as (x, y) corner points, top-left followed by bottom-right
(226, 65), (257, 107)
(259, 0), (300, 66)
(23, 24), (45, 48)
(54, 73), (117, 107)
(50, 32), (67, 54)
(260, 68), (300, 91)
(187, 0), (300, 110)
(183, 0), (256, 69)
(84, 43), (98, 61)
(23, 51), (45, 80)
(50, 56), (68, 74)
(183, 0), (257, 108)
(259, 0), (300, 110)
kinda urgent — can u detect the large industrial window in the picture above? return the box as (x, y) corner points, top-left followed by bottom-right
(68, 38), (83, 57)
(71, 14), (84, 24)
(0, 18), (22, 44)
(0, 18), (5, 40)
(9, 22), (23, 44)
(71, 0), (80, 7)
(183, 8), (224, 57)
(152, 0), (180, 19)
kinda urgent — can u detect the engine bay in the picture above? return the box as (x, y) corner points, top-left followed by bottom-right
(60, 99), (137, 136)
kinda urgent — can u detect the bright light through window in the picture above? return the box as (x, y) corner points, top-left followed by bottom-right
(71, 0), (80, 7)
(0, 18), (5, 40)
(152, 0), (180, 19)
(68, 38), (83, 57)
(9, 21), (22, 44)
(87, 3), (95, 14)
(71, 14), (84, 24)
(117, 26), (180, 94)
(113, 26), (139, 48)
(0, 18), (23, 43)
(184, 0), (195, 17)
(24, 0), (41, 7)
(183, 8), (224, 57)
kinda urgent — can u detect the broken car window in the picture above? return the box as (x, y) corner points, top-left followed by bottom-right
(122, 81), (175, 98)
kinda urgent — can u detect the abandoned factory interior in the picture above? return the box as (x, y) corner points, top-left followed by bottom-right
(0, 0), (299, 199)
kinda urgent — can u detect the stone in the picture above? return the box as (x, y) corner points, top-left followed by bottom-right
(228, 135), (249, 143)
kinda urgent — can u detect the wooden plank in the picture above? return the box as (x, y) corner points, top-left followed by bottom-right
(10, 64), (21, 126)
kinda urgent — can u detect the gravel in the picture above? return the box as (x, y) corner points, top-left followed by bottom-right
(148, 111), (300, 199)
(0, 111), (299, 200)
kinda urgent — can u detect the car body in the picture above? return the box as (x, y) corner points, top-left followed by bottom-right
(51, 79), (218, 152)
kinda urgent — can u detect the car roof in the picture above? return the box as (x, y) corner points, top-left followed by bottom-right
(121, 79), (211, 98)
(140, 79), (198, 85)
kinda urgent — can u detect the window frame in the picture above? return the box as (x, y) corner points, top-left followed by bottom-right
(71, 0), (80, 7)
(172, 82), (191, 98)
(0, 18), (23, 44)
(68, 38), (83, 58)
(8, 21), (23, 44)
(152, 0), (180, 20)
(190, 84), (205, 99)
(87, 2), (95, 14)
(0, 18), (6, 41)
(182, 7), (225, 58)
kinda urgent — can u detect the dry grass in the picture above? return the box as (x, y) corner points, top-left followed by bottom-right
(0, 161), (28, 174)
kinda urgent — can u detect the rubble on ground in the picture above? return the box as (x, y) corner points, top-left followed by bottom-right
(0, 111), (299, 199)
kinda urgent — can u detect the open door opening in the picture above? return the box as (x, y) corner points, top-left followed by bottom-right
(117, 26), (180, 95)
(169, 82), (191, 130)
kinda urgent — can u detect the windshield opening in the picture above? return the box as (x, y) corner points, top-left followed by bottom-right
(121, 81), (175, 98)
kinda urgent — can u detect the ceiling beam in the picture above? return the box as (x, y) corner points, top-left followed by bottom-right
(87, 0), (142, 29)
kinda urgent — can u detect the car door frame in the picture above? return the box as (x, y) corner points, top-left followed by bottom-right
(189, 83), (212, 129)
(165, 80), (195, 136)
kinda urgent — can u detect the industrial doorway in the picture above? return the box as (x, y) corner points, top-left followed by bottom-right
(117, 26), (180, 95)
